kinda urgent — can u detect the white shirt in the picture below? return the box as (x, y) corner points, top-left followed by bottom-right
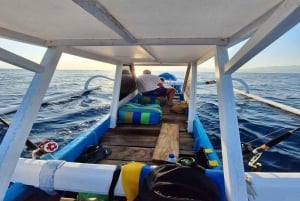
(136, 74), (160, 93)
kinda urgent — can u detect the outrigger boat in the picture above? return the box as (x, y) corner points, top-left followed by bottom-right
(1, 1), (300, 201)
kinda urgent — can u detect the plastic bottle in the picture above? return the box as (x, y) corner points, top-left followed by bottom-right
(167, 153), (177, 163)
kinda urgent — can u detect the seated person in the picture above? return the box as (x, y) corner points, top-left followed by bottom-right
(136, 69), (176, 106)
(120, 69), (136, 100)
(160, 77), (173, 88)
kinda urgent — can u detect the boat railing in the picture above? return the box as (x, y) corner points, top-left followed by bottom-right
(197, 78), (299, 116)
(234, 89), (300, 116)
(0, 75), (114, 115)
(232, 78), (299, 115)
(232, 78), (250, 93)
(84, 75), (114, 90)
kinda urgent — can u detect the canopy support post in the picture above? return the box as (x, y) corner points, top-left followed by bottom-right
(187, 61), (197, 132)
(0, 47), (62, 201)
(214, 46), (248, 201)
(110, 63), (122, 128)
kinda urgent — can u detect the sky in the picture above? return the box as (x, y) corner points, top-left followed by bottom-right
(0, 23), (299, 72)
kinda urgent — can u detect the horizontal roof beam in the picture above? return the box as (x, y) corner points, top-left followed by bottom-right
(225, 0), (300, 74)
(63, 47), (120, 65)
(0, 28), (45, 47)
(134, 63), (188, 66)
(45, 38), (229, 47)
(0, 48), (44, 73)
(63, 47), (157, 65)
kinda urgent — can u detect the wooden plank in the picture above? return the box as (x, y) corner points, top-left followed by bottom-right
(152, 123), (179, 162)
(100, 134), (157, 147)
(179, 136), (194, 150)
(101, 145), (153, 162)
(106, 125), (161, 136)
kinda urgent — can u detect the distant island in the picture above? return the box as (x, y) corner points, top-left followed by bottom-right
(237, 65), (300, 73)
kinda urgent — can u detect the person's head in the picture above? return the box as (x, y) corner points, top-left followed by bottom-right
(122, 69), (130, 75)
(143, 69), (151, 74)
(160, 77), (165, 82)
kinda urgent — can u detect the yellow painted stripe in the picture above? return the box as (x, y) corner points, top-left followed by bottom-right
(121, 162), (144, 201)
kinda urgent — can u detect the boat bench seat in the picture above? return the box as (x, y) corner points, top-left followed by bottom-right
(152, 123), (179, 162)
(130, 94), (166, 106)
(118, 103), (162, 125)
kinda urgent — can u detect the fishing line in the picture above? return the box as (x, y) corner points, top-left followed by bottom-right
(243, 127), (287, 145)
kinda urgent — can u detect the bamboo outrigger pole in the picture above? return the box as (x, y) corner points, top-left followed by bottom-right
(0, 117), (38, 150)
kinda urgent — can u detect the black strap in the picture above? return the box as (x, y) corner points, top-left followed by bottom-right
(108, 164), (122, 201)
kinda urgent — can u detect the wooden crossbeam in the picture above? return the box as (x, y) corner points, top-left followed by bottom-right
(152, 123), (179, 162)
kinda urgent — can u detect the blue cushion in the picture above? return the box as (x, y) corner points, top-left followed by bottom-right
(118, 103), (162, 125)
(130, 94), (166, 106)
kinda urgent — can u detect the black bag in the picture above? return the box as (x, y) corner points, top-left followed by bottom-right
(134, 163), (220, 201)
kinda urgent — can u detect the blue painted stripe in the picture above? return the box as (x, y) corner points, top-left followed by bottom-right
(42, 114), (111, 161)
(192, 115), (222, 170)
(205, 169), (226, 201)
(5, 115), (111, 201)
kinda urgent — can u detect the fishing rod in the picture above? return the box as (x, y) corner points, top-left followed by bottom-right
(242, 127), (299, 171)
(0, 116), (38, 150)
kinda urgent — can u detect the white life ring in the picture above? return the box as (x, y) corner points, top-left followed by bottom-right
(39, 141), (59, 153)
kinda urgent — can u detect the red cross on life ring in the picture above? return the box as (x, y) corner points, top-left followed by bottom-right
(38, 141), (59, 153)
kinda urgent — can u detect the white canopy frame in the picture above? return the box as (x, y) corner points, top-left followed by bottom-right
(0, 47), (63, 200)
(0, 1), (300, 201)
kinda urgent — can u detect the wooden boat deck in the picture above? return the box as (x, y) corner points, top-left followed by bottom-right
(98, 105), (195, 165)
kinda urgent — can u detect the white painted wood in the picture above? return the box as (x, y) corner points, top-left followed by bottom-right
(12, 158), (300, 201)
(225, 0), (300, 74)
(245, 172), (300, 201)
(109, 63), (122, 128)
(12, 158), (125, 196)
(63, 47), (120, 65)
(141, 45), (158, 61)
(118, 91), (138, 108)
(99, 1), (281, 39)
(234, 89), (300, 116)
(187, 62), (197, 133)
(0, 27), (45, 46)
(196, 47), (216, 66)
(45, 37), (229, 47)
(73, 0), (136, 43)
(0, 47), (62, 201)
(181, 63), (191, 97)
(228, 2), (282, 47)
(0, 47), (44, 73)
(135, 63), (188, 66)
(1, 1), (284, 65)
(214, 46), (248, 201)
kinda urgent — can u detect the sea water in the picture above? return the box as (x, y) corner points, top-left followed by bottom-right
(0, 69), (299, 172)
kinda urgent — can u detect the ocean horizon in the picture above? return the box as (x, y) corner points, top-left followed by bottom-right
(0, 64), (299, 73)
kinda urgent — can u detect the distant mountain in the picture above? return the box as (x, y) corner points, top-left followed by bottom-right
(237, 65), (300, 73)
